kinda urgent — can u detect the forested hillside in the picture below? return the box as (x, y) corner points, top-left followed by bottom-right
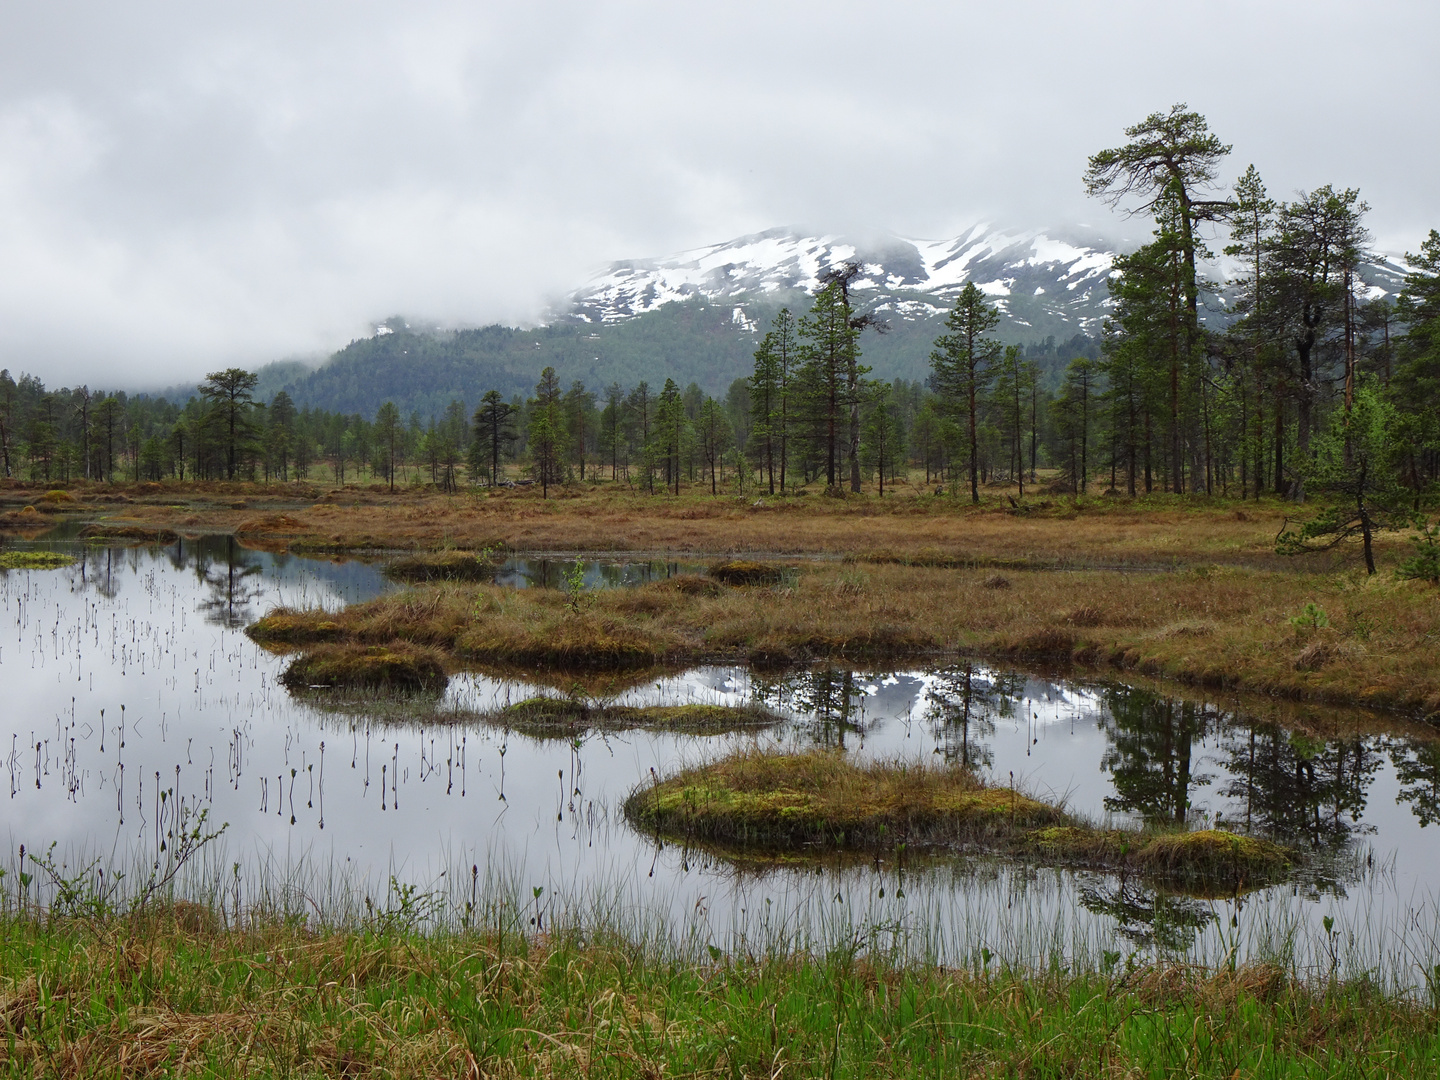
(3, 107), (1436, 569)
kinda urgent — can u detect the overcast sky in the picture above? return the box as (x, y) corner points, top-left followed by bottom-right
(2, 1), (1436, 389)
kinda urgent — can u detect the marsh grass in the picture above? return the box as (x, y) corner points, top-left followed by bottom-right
(248, 557), (1440, 716)
(76, 523), (180, 544)
(2, 914), (1437, 1077)
(383, 548), (506, 583)
(625, 752), (1293, 890)
(279, 641), (449, 692)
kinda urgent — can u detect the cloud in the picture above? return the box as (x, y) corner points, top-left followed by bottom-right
(0, 0), (1436, 387)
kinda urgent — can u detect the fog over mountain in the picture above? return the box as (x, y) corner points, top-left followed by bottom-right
(1, 1), (1436, 389)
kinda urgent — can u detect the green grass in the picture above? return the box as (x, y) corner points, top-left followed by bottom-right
(626, 752), (1293, 889)
(0, 913), (1436, 1078)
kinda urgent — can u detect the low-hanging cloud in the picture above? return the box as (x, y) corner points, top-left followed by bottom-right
(1, 0), (1436, 389)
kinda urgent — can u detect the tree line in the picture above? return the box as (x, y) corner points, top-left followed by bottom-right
(2, 106), (1436, 550)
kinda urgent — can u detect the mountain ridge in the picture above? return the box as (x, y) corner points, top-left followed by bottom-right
(143, 224), (1415, 419)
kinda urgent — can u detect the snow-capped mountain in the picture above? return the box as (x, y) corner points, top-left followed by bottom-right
(561, 224), (1413, 338)
(565, 225), (1130, 335)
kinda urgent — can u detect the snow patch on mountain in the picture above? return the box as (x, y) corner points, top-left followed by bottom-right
(562, 226), (1128, 333)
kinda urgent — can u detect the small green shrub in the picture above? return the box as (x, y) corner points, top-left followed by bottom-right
(1397, 519), (1440, 585)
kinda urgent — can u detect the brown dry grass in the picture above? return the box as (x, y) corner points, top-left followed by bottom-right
(9, 477), (1407, 570)
(250, 559), (1440, 717)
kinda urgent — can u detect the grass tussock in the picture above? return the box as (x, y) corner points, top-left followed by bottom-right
(708, 559), (787, 586)
(0, 551), (77, 570)
(279, 641), (448, 692)
(248, 608), (345, 645)
(626, 751), (1293, 888)
(492, 697), (783, 738)
(1, 916), (1436, 1078)
(77, 523), (180, 544)
(383, 548), (503, 583)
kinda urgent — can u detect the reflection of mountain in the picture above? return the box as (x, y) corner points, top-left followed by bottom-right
(754, 668), (873, 748)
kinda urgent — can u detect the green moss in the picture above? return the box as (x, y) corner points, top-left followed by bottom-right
(0, 550), (77, 570)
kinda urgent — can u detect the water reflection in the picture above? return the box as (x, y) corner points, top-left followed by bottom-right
(6, 535), (1440, 980)
(492, 556), (707, 591)
(1078, 875), (1219, 952)
(1219, 725), (1380, 852)
(1100, 687), (1214, 827)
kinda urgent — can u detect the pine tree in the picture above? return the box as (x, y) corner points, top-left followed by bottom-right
(471, 390), (515, 488)
(748, 308), (797, 494)
(374, 402), (402, 490)
(797, 282), (862, 490)
(929, 282), (1001, 503)
(528, 367), (568, 498)
(198, 368), (259, 481)
(860, 382), (905, 497)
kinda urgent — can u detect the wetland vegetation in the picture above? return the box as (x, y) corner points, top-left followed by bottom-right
(2, 102), (1439, 1075)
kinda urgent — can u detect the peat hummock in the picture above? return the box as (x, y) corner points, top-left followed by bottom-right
(625, 751), (1293, 888)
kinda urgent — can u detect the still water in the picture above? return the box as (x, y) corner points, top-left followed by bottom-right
(3, 534), (1440, 984)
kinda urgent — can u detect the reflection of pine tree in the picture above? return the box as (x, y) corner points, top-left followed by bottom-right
(755, 668), (870, 748)
(1100, 688), (1213, 826)
(1218, 724), (1379, 851)
(1079, 875), (1217, 952)
(1392, 740), (1440, 828)
(922, 665), (1021, 770)
(196, 536), (265, 628)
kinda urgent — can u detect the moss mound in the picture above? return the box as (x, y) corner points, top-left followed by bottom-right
(457, 611), (673, 668)
(493, 697), (782, 738)
(628, 752), (1294, 888)
(280, 641), (448, 692)
(383, 550), (501, 583)
(708, 560), (786, 586)
(78, 524), (179, 544)
(0, 551), (77, 570)
(247, 609), (345, 645)
(625, 752), (1065, 850)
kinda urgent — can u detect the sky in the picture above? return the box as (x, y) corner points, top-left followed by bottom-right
(1, 0), (1436, 389)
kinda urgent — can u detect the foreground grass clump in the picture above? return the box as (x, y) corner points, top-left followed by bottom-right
(626, 752), (1292, 887)
(1, 915), (1436, 1077)
(279, 641), (448, 692)
(493, 696), (782, 738)
(0, 550), (76, 570)
(384, 548), (504, 583)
